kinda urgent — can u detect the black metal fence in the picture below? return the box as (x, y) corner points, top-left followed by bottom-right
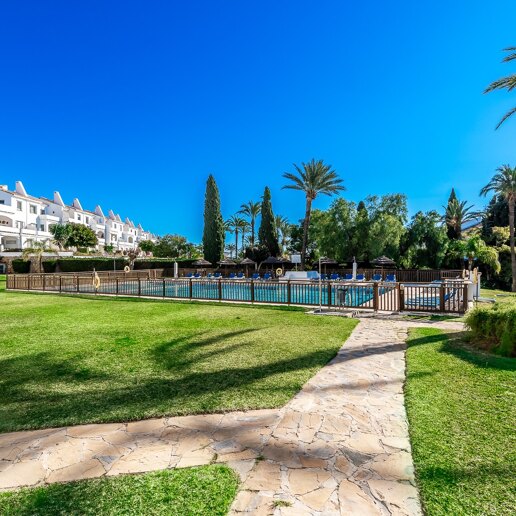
(6, 273), (468, 313)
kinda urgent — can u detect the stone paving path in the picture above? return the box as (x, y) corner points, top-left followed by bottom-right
(0, 317), (460, 514)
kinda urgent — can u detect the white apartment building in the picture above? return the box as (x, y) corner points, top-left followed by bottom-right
(0, 181), (156, 252)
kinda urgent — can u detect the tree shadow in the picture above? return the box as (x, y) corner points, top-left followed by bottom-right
(408, 331), (516, 372)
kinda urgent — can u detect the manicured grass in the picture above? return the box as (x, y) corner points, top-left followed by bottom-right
(0, 465), (238, 515)
(480, 287), (516, 302)
(405, 327), (516, 515)
(0, 288), (357, 432)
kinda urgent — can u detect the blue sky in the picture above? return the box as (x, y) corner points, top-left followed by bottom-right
(1, 1), (515, 241)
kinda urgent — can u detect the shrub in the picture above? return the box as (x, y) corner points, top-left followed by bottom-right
(42, 260), (57, 273)
(465, 301), (516, 357)
(133, 258), (197, 270)
(57, 258), (127, 272)
(12, 259), (31, 273)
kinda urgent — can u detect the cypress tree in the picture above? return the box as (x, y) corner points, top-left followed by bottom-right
(258, 186), (280, 256)
(202, 175), (225, 264)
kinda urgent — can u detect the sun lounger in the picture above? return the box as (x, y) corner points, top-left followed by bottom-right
(356, 274), (365, 281)
(330, 273), (340, 280)
(193, 272), (201, 278)
(385, 274), (396, 282)
(214, 272), (222, 279)
(372, 274), (382, 282)
(344, 273), (353, 280)
(185, 272), (193, 278)
(236, 272), (245, 279)
(252, 273), (260, 280)
(228, 272), (236, 279)
(263, 273), (272, 280)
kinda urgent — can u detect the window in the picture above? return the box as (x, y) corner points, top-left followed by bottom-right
(0, 200), (4, 205)
(17, 201), (22, 211)
(16, 221), (23, 229)
(77, 214), (81, 221)
(40, 209), (45, 215)
(86, 216), (89, 223)
(30, 205), (37, 214)
(40, 224), (45, 232)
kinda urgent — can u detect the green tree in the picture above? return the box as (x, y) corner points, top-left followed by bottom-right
(282, 159), (345, 268)
(225, 215), (247, 257)
(258, 186), (280, 256)
(239, 201), (261, 247)
(443, 191), (477, 240)
(49, 223), (73, 250)
(275, 215), (291, 255)
(401, 211), (449, 268)
(139, 240), (155, 253)
(480, 164), (516, 291)
(153, 234), (196, 258)
(202, 175), (225, 265)
(352, 201), (370, 261)
(485, 46), (516, 128)
(456, 233), (501, 274)
(67, 224), (98, 248)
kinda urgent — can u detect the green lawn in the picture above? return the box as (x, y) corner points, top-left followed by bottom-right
(405, 327), (516, 515)
(0, 286), (357, 432)
(0, 465), (238, 516)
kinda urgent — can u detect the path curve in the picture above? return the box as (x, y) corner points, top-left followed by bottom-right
(0, 318), (448, 515)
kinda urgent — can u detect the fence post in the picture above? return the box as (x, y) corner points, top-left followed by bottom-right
(218, 280), (222, 302)
(287, 280), (291, 305)
(162, 278), (166, 298)
(373, 282), (379, 312)
(116, 278), (119, 296)
(43, 274), (46, 291)
(399, 284), (405, 311)
(13, 274), (16, 290)
(138, 278), (141, 297)
(439, 284), (445, 312)
(76, 275), (80, 293)
(250, 280), (255, 303)
(189, 278), (193, 299)
(327, 282), (332, 308)
(461, 283), (468, 313)
(59, 275), (62, 293)
(27, 274), (31, 291)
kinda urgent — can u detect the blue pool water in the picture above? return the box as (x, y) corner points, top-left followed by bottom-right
(79, 279), (387, 308)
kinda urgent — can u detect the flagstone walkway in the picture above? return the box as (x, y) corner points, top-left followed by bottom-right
(0, 317), (461, 514)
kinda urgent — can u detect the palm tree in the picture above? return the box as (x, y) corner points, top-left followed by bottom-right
(485, 47), (516, 128)
(480, 164), (516, 291)
(275, 215), (290, 254)
(239, 201), (261, 246)
(282, 159), (345, 268)
(442, 198), (478, 239)
(225, 215), (247, 257)
(225, 243), (236, 259)
(240, 220), (251, 256)
(22, 241), (49, 273)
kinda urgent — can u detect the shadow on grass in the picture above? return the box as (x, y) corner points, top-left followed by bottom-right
(0, 333), (338, 431)
(408, 331), (516, 372)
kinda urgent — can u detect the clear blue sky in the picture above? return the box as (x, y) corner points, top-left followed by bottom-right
(1, 1), (515, 241)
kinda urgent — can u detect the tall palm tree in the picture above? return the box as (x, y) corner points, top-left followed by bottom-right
(442, 198), (478, 239)
(282, 159), (345, 268)
(485, 47), (516, 128)
(225, 243), (236, 259)
(275, 215), (290, 254)
(240, 220), (251, 256)
(225, 215), (247, 257)
(481, 164), (516, 291)
(239, 201), (261, 246)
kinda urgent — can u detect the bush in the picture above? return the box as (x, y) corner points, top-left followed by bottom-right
(12, 259), (31, 273)
(57, 258), (127, 272)
(42, 260), (57, 273)
(465, 301), (516, 357)
(133, 258), (197, 270)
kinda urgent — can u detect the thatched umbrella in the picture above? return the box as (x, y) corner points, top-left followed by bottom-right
(371, 256), (396, 277)
(318, 256), (338, 275)
(239, 257), (256, 277)
(192, 258), (212, 273)
(217, 258), (237, 276)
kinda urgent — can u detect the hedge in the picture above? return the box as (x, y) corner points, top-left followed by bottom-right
(465, 300), (516, 357)
(42, 260), (57, 273)
(57, 258), (128, 272)
(133, 258), (197, 270)
(12, 259), (31, 274)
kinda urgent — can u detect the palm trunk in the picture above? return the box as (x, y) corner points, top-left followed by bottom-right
(509, 199), (516, 292)
(301, 196), (312, 270)
(235, 230), (239, 258)
(251, 219), (255, 247)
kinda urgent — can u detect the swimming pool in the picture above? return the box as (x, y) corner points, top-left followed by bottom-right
(77, 278), (389, 308)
